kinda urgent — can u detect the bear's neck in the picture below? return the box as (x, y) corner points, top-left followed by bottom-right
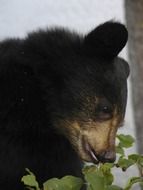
(29, 131), (83, 181)
(0, 127), (83, 181)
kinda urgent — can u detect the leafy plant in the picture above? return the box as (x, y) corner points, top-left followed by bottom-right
(22, 134), (143, 190)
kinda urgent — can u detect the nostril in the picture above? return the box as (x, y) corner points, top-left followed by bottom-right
(97, 150), (116, 163)
(105, 150), (116, 162)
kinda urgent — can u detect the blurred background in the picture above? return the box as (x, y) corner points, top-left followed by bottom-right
(0, 0), (142, 189)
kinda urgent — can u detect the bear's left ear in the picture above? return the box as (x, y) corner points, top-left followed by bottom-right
(83, 21), (128, 59)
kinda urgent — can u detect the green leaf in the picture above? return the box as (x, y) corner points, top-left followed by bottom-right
(100, 163), (114, 172)
(100, 163), (114, 185)
(43, 178), (63, 190)
(60, 176), (83, 190)
(104, 172), (114, 186)
(116, 145), (125, 156)
(128, 154), (141, 162)
(117, 157), (135, 171)
(84, 166), (105, 190)
(21, 169), (40, 190)
(138, 157), (143, 167)
(85, 173), (105, 190)
(43, 176), (83, 190)
(117, 134), (135, 148)
(82, 165), (98, 175)
(105, 185), (123, 190)
(124, 177), (143, 190)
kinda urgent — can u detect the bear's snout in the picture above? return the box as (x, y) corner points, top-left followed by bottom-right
(96, 150), (116, 163)
(82, 139), (116, 164)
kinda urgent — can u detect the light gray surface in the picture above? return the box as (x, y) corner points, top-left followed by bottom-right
(0, 0), (139, 188)
(0, 0), (125, 38)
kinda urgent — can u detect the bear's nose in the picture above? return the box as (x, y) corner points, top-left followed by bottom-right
(97, 150), (116, 163)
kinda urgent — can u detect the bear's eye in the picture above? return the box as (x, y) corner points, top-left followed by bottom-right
(95, 103), (113, 121)
(101, 106), (111, 113)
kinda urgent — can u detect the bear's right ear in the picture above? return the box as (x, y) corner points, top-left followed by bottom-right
(83, 21), (128, 59)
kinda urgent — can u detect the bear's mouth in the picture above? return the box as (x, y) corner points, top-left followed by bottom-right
(82, 138), (99, 164)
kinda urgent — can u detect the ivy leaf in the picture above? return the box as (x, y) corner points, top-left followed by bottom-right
(60, 176), (83, 190)
(124, 177), (143, 190)
(85, 173), (105, 190)
(117, 134), (135, 148)
(43, 178), (63, 190)
(117, 157), (135, 171)
(116, 145), (125, 156)
(128, 154), (141, 162)
(82, 165), (98, 174)
(100, 163), (114, 172)
(105, 185), (123, 190)
(138, 156), (143, 167)
(84, 166), (105, 190)
(104, 172), (114, 186)
(43, 176), (83, 190)
(21, 168), (40, 190)
(100, 163), (114, 185)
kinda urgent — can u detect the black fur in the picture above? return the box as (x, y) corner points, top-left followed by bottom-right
(0, 22), (129, 190)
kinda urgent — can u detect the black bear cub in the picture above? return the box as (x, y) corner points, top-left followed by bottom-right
(0, 21), (129, 190)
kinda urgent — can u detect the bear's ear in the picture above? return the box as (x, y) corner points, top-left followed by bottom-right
(83, 21), (128, 59)
(115, 58), (130, 79)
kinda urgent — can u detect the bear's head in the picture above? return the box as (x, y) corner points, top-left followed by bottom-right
(47, 21), (129, 164)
